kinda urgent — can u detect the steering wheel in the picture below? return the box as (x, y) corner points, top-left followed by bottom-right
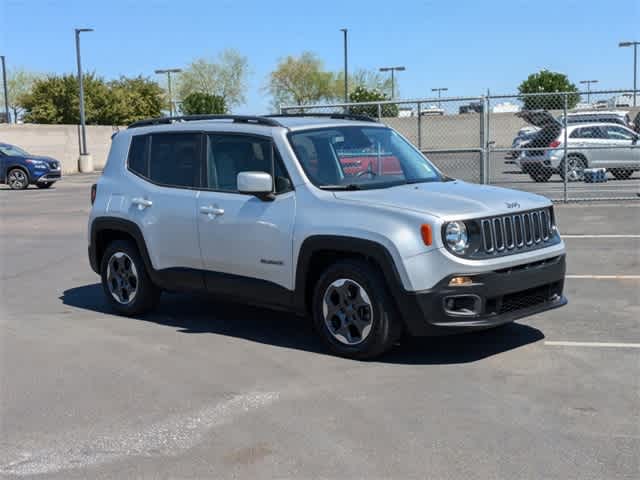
(356, 170), (378, 178)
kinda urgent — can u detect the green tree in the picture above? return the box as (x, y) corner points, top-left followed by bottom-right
(348, 85), (398, 118)
(177, 49), (249, 110)
(19, 74), (163, 125)
(107, 76), (164, 124)
(518, 70), (580, 110)
(0, 68), (43, 121)
(181, 92), (226, 115)
(267, 52), (335, 108)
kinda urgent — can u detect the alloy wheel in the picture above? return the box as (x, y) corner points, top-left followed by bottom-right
(106, 252), (139, 305)
(566, 157), (585, 182)
(8, 170), (27, 189)
(322, 279), (373, 346)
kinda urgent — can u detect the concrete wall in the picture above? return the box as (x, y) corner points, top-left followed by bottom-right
(0, 124), (119, 174)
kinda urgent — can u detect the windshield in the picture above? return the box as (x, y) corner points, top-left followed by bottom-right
(0, 144), (30, 157)
(288, 126), (442, 189)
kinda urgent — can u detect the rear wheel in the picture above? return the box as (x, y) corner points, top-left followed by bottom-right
(36, 182), (53, 189)
(7, 168), (29, 190)
(100, 239), (160, 316)
(312, 259), (403, 360)
(559, 155), (587, 182)
(611, 169), (634, 180)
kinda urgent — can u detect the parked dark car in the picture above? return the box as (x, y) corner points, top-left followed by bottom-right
(0, 143), (62, 190)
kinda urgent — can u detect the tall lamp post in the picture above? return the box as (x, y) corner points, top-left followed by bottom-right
(75, 28), (94, 172)
(619, 41), (639, 106)
(340, 28), (348, 105)
(155, 68), (182, 117)
(379, 66), (406, 99)
(1, 55), (9, 123)
(431, 87), (448, 108)
(579, 79), (598, 104)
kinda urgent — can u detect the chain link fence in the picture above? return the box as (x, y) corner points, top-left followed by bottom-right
(281, 89), (640, 202)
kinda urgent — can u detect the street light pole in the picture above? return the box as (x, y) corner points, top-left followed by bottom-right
(619, 41), (639, 106)
(431, 87), (448, 108)
(579, 80), (598, 104)
(155, 68), (182, 117)
(340, 29), (348, 105)
(75, 28), (93, 155)
(379, 66), (406, 99)
(1, 55), (9, 123)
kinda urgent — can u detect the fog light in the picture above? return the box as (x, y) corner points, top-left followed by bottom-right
(449, 276), (473, 286)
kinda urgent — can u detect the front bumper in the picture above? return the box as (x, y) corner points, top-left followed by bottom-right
(34, 171), (62, 183)
(397, 254), (566, 336)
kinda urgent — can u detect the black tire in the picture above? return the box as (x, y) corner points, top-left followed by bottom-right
(7, 168), (29, 190)
(36, 182), (53, 189)
(559, 155), (587, 182)
(610, 169), (634, 180)
(529, 170), (552, 182)
(100, 239), (160, 316)
(312, 259), (403, 360)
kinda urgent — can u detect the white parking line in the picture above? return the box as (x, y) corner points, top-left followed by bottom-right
(566, 275), (640, 280)
(545, 341), (640, 348)
(0, 391), (280, 476)
(562, 234), (640, 238)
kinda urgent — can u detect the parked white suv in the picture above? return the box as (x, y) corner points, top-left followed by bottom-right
(516, 111), (640, 182)
(88, 114), (567, 359)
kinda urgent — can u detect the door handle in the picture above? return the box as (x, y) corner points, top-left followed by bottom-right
(131, 197), (153, 209)
(199, 205), (225, 216)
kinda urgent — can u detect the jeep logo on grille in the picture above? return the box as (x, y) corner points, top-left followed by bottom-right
(505, 201), (520, 209)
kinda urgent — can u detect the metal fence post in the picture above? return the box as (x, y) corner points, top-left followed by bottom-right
(417, 102), (422, 150)
(482, 92), (491, 184)
(377, 103), (382, 121)
(563, 93), (568, 203)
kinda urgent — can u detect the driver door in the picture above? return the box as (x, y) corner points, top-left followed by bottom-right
(196, 133), (296, 306)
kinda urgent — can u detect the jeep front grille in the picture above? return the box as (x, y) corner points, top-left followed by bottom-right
(480, 208), (556, 256)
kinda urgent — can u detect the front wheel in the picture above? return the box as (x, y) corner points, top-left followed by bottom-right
(7, 168), (29, 190)
(100, 239), (160, 316)
(312, 259), (403, 360)
(559, 156), (587, 182)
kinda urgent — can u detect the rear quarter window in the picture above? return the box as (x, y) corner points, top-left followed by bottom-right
(128, 135), (149, 177)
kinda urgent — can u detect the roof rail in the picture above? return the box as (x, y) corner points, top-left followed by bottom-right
(265, 113), (378, 123)
(127, 114), (284, 129)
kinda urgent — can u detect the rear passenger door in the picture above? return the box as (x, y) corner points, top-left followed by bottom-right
(570, 126), (608, 167)
(196, 133), (296, 306)
(125, 132), (204, 285)
(601, 125), (638, 168)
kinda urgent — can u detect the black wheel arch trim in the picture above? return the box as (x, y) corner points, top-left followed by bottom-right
(89, 217), (155, 278)
(5, 164), (31, 182)
(293, 235), (408, 316)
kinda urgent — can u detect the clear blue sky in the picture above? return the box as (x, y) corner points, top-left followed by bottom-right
(1, 0), (638, 113)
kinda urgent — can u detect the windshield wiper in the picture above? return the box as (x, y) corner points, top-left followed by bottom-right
(318, 184), (363, 190)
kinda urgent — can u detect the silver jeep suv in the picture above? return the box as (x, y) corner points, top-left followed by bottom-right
(88, 114), (566, 359)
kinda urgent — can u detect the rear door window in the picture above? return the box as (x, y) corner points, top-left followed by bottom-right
(148, 133), (203, 188)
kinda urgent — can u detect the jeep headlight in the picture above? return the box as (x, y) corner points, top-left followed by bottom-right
(444, 221), (469, 253)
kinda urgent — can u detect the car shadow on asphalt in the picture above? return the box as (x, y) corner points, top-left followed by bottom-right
(61, 283), (545, 365)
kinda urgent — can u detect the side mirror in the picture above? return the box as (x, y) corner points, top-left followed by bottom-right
(237, 171), (275, 201)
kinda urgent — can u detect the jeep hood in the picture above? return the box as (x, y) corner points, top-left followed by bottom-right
(332, 181), (551, 219)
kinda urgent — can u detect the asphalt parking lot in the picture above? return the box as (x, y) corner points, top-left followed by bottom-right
(1, 174), (638, 479)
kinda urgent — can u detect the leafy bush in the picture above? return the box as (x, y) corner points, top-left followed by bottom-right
(180, 92), (226, 115)
(20, 74), (163, 125)
(348, 86), (398, 118)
